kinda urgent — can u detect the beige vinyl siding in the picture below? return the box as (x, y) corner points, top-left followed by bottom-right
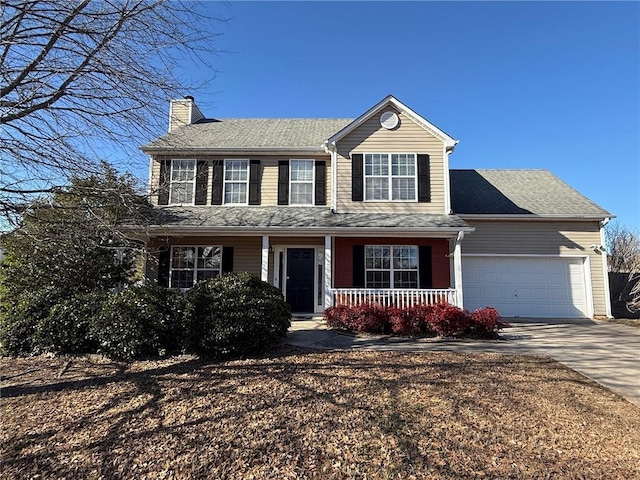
(149, 157), (162, 205)
(260, 156), (331, 206)
(169, 101), (191, 131)
(461, 220), (607, 316)
(145, 236), (262, 284)
(335, 107), (447, 214)
(150, 155), (331, 206)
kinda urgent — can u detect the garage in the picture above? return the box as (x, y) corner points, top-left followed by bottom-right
(462, 256), (590, 318)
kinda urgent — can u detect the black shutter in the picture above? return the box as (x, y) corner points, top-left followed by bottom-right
(195, 161), (208, 205)
(417, 154), (431, 203)
(211, 161), (223, 205)
(315, 161), (326, 205)
(222, 246), (234, 273)
(418, 245), (433, 288)
(352, 245), (365, 287)
(249, 160), (261, 205)
(158, 248), (170, 287)
(351, 153), (363, 201)
(158, 160), (170, 205)
(278, 161), (289, 205)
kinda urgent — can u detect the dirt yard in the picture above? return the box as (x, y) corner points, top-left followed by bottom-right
(2, 347), (639, 479)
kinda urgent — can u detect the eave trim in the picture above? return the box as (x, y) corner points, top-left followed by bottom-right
(326, 95), (457, 148)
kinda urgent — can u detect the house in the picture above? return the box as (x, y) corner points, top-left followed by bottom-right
(138, 95), (613, 318)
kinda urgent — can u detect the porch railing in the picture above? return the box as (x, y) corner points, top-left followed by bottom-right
(331, 288), (459, 309)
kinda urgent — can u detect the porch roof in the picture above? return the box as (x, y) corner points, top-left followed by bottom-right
(140, 206), (472, 236)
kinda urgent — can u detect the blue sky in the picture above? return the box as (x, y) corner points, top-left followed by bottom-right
(146, 1), (640, 229)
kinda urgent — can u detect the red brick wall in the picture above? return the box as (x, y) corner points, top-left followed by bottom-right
(333, 237), (451, 288)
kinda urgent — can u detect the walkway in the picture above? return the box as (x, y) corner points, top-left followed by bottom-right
(286, 317), (640, 408)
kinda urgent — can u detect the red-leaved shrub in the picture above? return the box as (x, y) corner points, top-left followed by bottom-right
(350, 303), (389, 333)
(469, 307), (509, 336)
(389, 307), (420, 336)
(324, 302), (503, 339)
(323, 304), (352, 330)
(427, 304), (471, 337)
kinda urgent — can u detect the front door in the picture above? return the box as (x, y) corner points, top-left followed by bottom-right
(286, 248), (315, 313)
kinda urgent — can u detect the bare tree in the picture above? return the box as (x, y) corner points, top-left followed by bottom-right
(606, 222), (640, 315)
(0, 0), (223, 227)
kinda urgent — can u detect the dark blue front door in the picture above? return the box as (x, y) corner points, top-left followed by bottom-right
(286, 248), (314, 313)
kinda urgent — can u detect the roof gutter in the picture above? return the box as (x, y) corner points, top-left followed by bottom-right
(129, 225), (475, 239)
(140, 146), (327, 156)
(458, 214), (615, 222)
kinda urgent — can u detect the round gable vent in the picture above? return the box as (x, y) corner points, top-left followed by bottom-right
(380, 111), (399, 130)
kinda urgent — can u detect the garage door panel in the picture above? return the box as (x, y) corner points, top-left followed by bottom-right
(463, 256), (588, 318)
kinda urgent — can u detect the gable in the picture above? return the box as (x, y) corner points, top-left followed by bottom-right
(326, 95), (456, 149)
(335, 105), (447, 153)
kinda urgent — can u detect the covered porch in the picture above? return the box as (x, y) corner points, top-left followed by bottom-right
(141, 206), (473, 313)
(264, 232), (469, 312)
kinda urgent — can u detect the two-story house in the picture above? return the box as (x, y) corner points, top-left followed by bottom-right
(139, 95), (613, 318)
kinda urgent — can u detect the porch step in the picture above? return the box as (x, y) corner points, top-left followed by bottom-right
(291, 314), (324, 321)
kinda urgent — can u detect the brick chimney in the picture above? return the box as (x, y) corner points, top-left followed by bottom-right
(168, 95), (204, 132)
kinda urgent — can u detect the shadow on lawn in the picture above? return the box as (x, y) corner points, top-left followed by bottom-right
(2, 347), (634, 479)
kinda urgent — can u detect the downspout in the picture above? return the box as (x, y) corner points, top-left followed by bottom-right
(147, 155), (153, 198)
(453, 231), (464, 308)
(443, 143), (455, 215)
(324, 141), (338, 213)
(600, 217), (613, 318)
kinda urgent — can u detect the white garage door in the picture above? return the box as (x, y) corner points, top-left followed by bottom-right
(462, 256), (589, 318)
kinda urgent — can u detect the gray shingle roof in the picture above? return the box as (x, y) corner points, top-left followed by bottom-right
(450, 169), (611, 217)
(146, 206), (470, 231)
(143, 118), (353, 152)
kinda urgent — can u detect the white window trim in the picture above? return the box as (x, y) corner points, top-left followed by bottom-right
(363, 153), (418, 202)
(223, 158), (250, 205)
(169, 158), (197, 205)
(289, 159), (315, 206)
(169, 245), (222, 289)
(365, 245), (419, 289)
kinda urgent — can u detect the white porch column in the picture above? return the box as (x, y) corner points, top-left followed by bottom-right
(324, 235), (332, 308)
(453, 231), (464, 308)
(261, 235), (269, 282)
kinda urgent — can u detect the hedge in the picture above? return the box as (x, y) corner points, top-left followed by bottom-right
(0, 273), (290, 361)
(324, 303), (508, 338)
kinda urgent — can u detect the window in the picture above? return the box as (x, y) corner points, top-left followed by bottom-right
(170, 246), (221, 288)
(169, 159), (196, 204)
(224, 159), (249, 204)
(365, 245), (418, 288)
(364, 153), (416, 201)
(289, 159), (314, 205)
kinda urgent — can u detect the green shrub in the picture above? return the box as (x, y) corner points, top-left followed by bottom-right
(184, 272), (291, 359)
(92, 286), (184, 360)
(0, 286), (62, 356)
(34, 291), (107, 354)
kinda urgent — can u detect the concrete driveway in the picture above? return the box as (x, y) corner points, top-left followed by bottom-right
(286, 317), (640, 408)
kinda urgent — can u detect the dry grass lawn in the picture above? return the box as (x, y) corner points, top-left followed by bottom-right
(2, 347), (639, 479)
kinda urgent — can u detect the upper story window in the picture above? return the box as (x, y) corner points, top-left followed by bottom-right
(364, 153), (416, 201)
(289, 159), (314, 205)
(170, 246), (221, 288)
(224, 159), (249, 204)
(169, 159), (196, 204)
(365, 245), (418, 288)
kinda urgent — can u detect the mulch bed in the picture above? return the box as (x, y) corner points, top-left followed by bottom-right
(2, 347), (639, 479)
